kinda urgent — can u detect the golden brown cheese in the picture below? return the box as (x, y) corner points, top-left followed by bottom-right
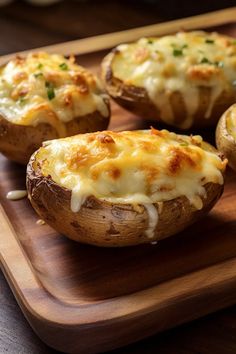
(0, 52), (109, 136)
(35, 129), (226, 214)
(110, 31), (236, 129)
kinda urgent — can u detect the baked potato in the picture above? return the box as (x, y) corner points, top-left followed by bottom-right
(216, 103), (236, 171)
(27, 128), (226, 247)
(102, 31), (236, 130)
(0, 52), (110, 164)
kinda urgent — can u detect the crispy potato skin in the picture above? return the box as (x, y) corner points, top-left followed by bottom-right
(0, 109), (110, 165)
(216, 104), (236, 172)
(27, 153), (224, 247)
(102, 52), (236, 130)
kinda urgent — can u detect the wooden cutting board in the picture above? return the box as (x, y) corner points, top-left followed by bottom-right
(1, 8), (236, 354)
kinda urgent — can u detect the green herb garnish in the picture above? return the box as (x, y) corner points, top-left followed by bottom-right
(200, 57), (211, 64)
(179, 141), (189, 146)
(173, 48), (183, 57)
(59, 62), (68, 70)
(200, 57), (224, 67)
(19, 97), (26, 105)
(205, 39), (215, 44)
(47, 87), (55, 100)
(37, 63), (43, 69)
(171, 43), (188, 56)
(34, 72), (43, 78)
(232, 40), (236, 45)
(45, 81), (55, 100)
(147, 39), (153, 44)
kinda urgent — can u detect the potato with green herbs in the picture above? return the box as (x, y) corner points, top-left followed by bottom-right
(0, 52), (110, 164)
(102, 31), (236, 130)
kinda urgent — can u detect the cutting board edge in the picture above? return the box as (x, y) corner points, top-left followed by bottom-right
(0, 6), (235, 65)
(2, 243), (236, 354)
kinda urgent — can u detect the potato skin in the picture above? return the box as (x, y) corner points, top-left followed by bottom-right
(27, 152), (224, 247)
(0, 109), (110, 165)
(102, 51), (236, 130)
(216, 104), (236, 172)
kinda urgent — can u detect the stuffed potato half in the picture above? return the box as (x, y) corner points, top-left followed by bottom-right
(0, 52), (110, 164)
(27, 128), (226, 247)
(102, 31), (236, 130)
(216, 103), (236, 171)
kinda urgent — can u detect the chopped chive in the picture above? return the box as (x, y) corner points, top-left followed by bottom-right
(180, 141), (188, 146)
(59, 62), (68, 70)
(200, 57), (211, 64)
(34, 72), (43, 78)
(200, 57), (224, 67)
(45, 81), (55, 100)
(205, 39), (215, 44)
(182, 44), (188, 49)
(37, 63), (43, 69)
(147, 39), (153, 44)
(173, 48), (183, 57)
(232, 40), (236, 45)
(47, 87), (55, 100)
(19, 97), (26, 105)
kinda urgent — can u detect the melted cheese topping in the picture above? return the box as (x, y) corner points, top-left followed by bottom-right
(0, 52), (109, 136)
(111, 31), (236, 129)
(226, 104), (236, 140)
(35, 129), (226, 215)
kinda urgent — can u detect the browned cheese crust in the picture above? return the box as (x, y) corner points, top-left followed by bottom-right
(27, 153), (224, 247)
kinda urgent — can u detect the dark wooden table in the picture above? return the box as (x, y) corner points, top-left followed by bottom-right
(1, 1), (236, 353)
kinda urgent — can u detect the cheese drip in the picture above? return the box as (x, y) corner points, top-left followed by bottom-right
(6, 190), (27, 200)
(144, 203), (159, 239)
(36, 129), (226, 215)
(111, 31), (236, 128)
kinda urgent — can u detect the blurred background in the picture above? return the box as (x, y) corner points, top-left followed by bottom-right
(0, 0), (235, 55)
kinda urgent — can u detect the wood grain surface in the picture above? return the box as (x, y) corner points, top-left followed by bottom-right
(1, 2), (236, 354)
